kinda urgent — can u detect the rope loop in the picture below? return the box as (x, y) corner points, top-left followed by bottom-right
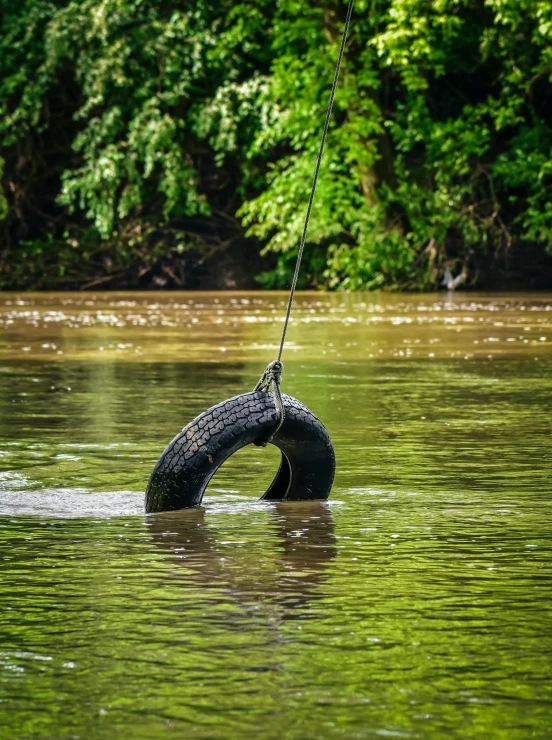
(254, 360), (285, 447)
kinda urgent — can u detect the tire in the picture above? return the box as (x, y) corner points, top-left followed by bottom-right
(145, 391), (335, 513)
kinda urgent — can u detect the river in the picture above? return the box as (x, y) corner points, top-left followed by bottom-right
(1, 291), (551, 738)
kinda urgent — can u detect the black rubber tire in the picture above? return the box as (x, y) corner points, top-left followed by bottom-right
(145, 391), (335, 513)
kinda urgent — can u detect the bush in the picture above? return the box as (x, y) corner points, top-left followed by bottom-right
(1, 0), (552, 289)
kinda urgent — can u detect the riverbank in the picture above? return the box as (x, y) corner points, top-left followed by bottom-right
(4, 1), (552, 296)
(3, 234), (552, 293)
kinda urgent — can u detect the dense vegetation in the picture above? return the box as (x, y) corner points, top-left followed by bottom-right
(1, 0), (552, 291)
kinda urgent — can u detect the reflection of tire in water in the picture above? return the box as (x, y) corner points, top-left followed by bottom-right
(273, 502), (338, 611)
(146, 503), (336, 615)
(145, 392), (335, 512)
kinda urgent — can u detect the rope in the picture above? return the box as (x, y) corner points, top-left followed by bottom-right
(254, 0), (355, 443)
(276, 0), (355, 365)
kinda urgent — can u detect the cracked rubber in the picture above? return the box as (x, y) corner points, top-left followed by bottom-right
(145, 391), (335, 512)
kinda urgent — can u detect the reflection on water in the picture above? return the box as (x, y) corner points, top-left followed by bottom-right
(149, 503), (337, 616)
(1, 291), (552, 739)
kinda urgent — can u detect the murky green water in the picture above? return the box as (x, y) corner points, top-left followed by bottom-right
(1, 291), (552, 739)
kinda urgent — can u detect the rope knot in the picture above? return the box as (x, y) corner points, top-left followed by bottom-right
(254, 360), (285, 447)
(255, 360), (283, 391)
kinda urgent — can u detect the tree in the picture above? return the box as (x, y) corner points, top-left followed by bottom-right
(1, 0), (552, 290)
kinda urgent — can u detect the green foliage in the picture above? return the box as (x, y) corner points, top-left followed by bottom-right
(1, 0), (552, 289)
(240, 0), (552, 288)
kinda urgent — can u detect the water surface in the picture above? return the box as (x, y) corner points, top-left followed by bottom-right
(1, 291), (551, 739)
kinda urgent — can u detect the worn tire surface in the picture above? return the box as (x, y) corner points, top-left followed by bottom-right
(145, 391), (335, 513)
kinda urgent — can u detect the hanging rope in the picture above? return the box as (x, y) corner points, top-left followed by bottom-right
(254, 0), (355, 444)
(276, 0), (355, 365)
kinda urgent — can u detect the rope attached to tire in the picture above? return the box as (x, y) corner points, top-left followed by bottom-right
(255, 0), (355, 434)
(145, 4), (354, 512)
(253, 360), (284, 446)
